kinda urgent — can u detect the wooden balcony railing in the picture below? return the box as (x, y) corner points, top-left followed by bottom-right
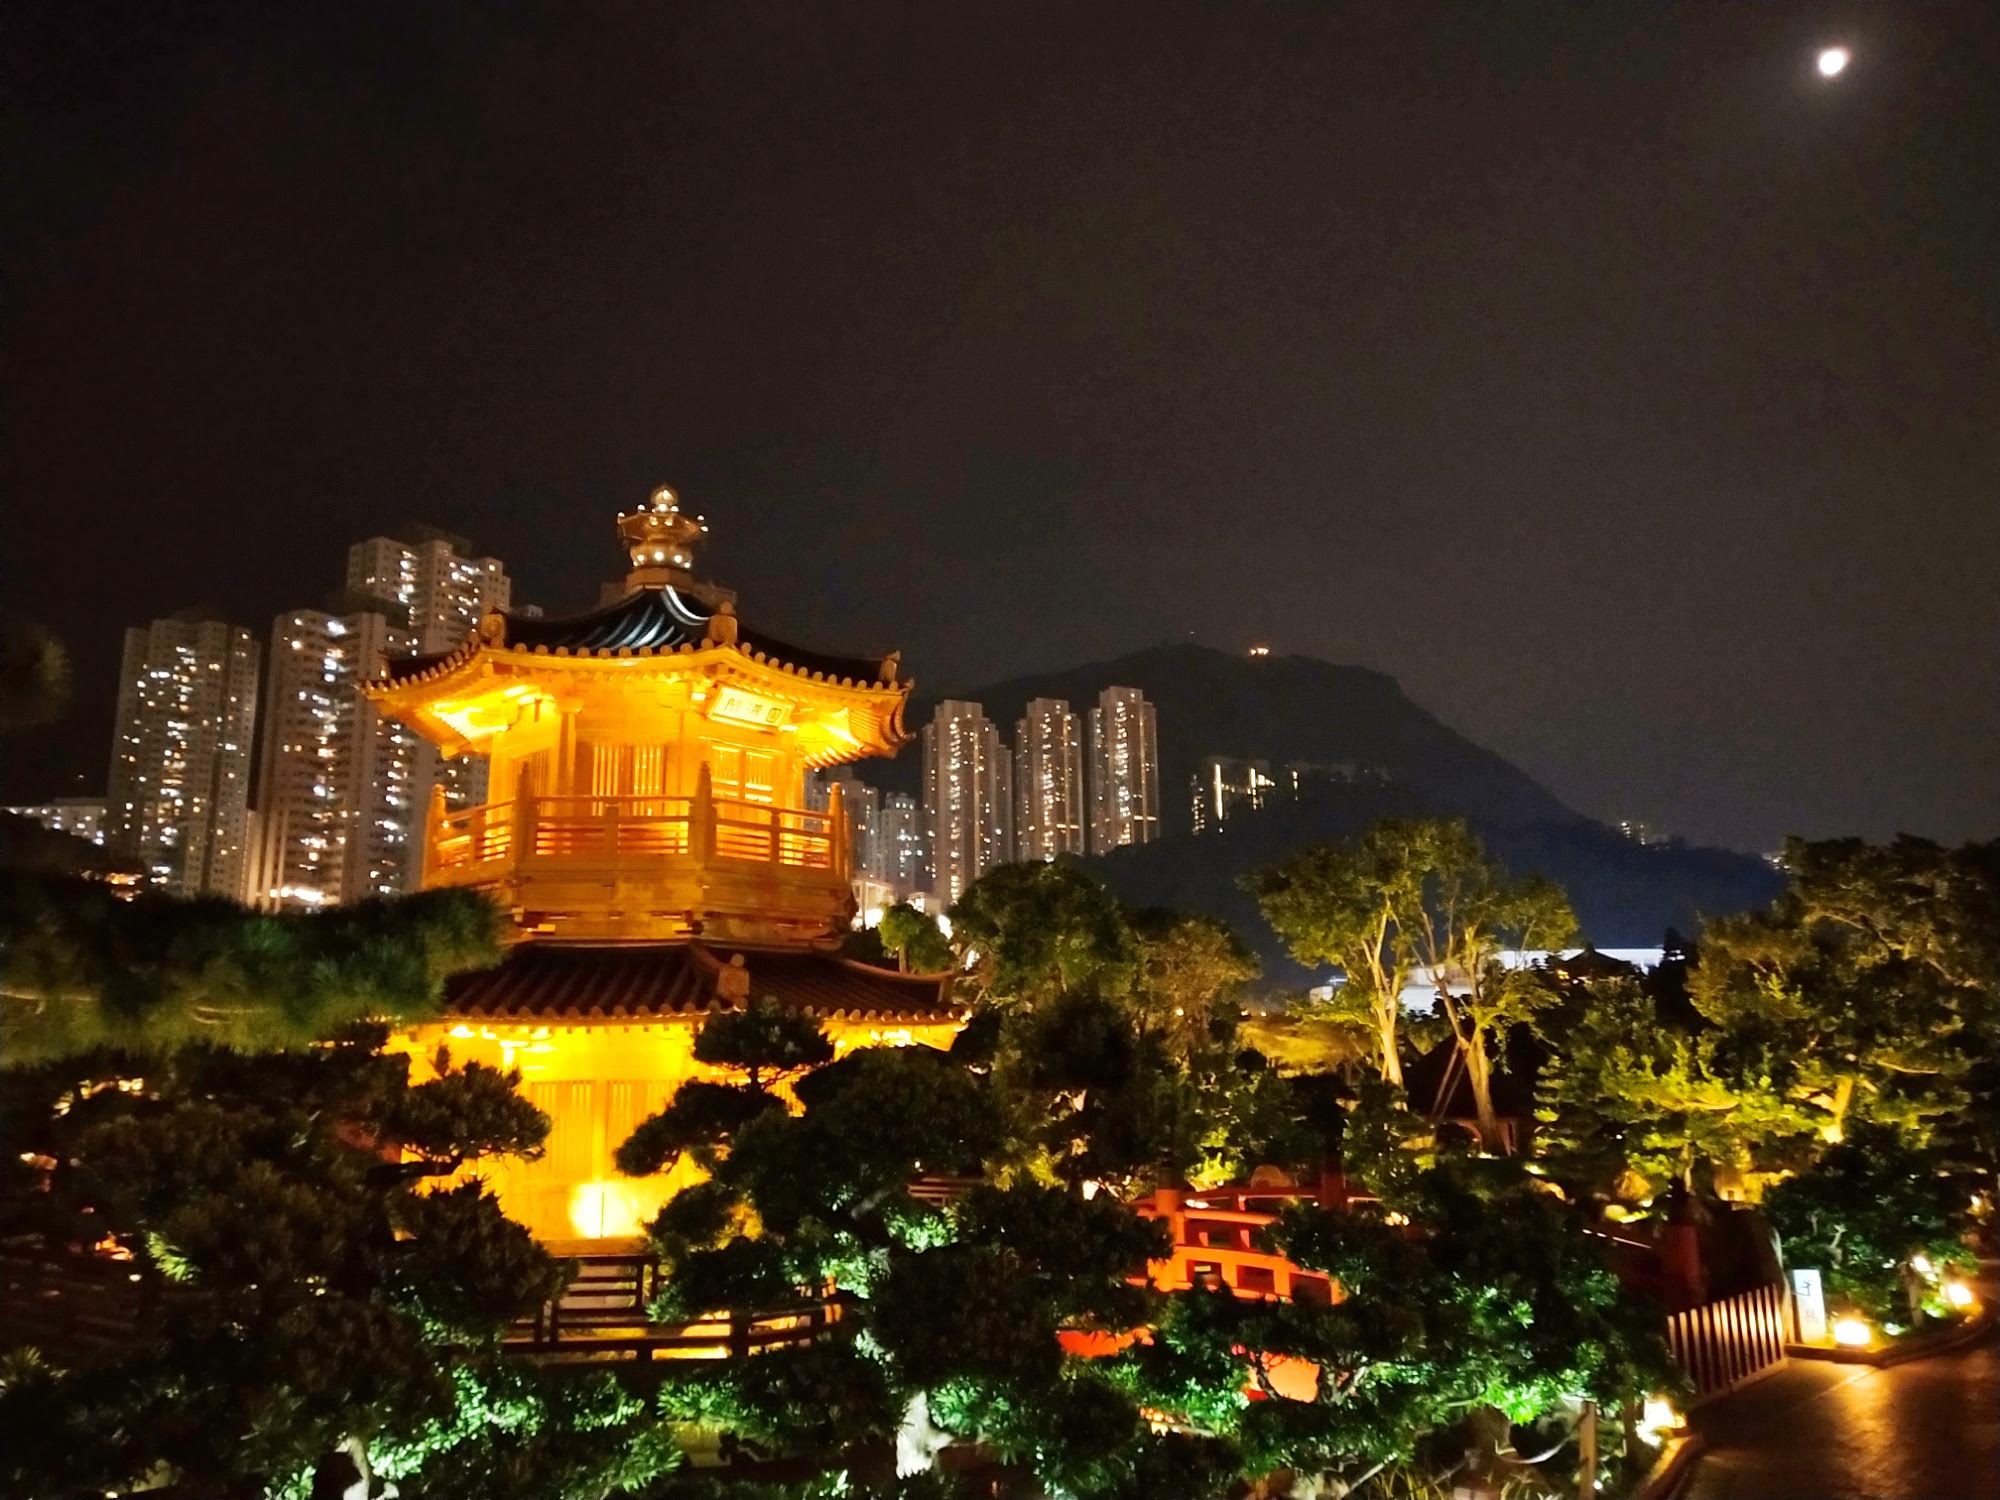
(427, 776), (842, 881)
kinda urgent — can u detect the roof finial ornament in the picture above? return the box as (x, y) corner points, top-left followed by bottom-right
(616, 484), (710, 592)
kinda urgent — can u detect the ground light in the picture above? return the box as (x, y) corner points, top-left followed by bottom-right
(1640, 1397), (1683, 1435)
(1943, 1281), (1975, 1310)
(1831, 1316), (1873, 1348)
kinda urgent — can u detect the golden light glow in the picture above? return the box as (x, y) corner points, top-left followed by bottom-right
(569, 1180), (647, 1239)
(1641, 1397), (1682, 1434)
(709, 684), (793, 729)
(1832, 1316), (1873, 1348)
(1944, 1281), (1975, 1309)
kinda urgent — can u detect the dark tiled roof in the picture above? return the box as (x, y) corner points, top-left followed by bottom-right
(444, 942), (957, 1023)
(375, 586), (894, 686)
(503, 587), (710, 655)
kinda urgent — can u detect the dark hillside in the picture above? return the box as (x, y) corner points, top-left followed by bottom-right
(870, 642), (1578, 832)
(862, 642), (1782, 981)
(1083, 788), (1782, 986)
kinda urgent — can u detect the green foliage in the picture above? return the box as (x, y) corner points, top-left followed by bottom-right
(0, 876), (504, 1062)
(695, 994), (836, 1086)
(1761, 1123), (1973, 1321)
(658, 1340), (898, 1452)
(0, 1031), (676, 1497)
(877, 901), (954, 974)
(370, 1363), (679, 1500)
(1534, 979), (1812, 1202)
(1245, 821), (1435, 1086)
(950, 860), (1133, 1005)
(617, 1080), (783, 1175)
(389, 1050), (552, 1168)
(1125, 908), (1259, 1062)
(1689, 835), (2000, 1145)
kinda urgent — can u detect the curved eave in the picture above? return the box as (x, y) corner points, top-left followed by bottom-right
(364, 637), (915, 760)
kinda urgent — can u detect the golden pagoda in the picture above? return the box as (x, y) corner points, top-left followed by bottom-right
(367, 488), (960, 1242)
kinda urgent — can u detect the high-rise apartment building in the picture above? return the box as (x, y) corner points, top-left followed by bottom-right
(253, 609), (434, 908)
(1087, 686), (1160, 855)
(346, 527), (515, 807)
(805, 769), (882, 876)
(1191, 755), (1276, 833)
(876, 792), (926, 887)
(921, 700), (1012, 905)
(2, 798), (108, 847)
(1013, 697), (1085, 861)
(106, 613), (260, 897)
(345, 528), (514, 654)
(1191, 756), (1380, 833)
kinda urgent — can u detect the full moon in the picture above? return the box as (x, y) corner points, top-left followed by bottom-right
(1817, 46), (1851, 78)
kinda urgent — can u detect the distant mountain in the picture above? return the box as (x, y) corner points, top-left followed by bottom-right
(862, 643), (1782, 981)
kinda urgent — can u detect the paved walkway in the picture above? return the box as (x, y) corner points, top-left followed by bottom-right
(1680, 1319), (2000, 1500)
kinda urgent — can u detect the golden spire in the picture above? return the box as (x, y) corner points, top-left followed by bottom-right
(616, 485), (709, 591)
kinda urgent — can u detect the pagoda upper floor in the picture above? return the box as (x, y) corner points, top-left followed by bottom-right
(365, 487), (911, 945)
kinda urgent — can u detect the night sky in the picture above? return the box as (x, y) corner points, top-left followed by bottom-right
(4, 2), (1996, 851)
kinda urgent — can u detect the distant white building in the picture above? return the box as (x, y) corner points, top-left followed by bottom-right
(1306, 948), (1666, 1012)
(345, 527), (513, 654)
(921, 700), (1012, 905)
(346, 528), (516, 809)
(1087, 685), (1159, 854)
(252, 609), (434, 908)
(2, 797), (107, 846)
(1014, 697), (1086, 861)
(105, 613), (261, 898)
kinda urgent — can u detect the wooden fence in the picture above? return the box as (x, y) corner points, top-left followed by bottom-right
(0, 1250), (150, 1365)
(1665, 1280), (1790, 1400)
(505, 1252), (842, 1362)
(0, 1248), (838, 1367)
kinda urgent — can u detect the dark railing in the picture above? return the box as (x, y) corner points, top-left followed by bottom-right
(0, 1250), (150, 1363)
(506, 1252), (842, 1362)
(1665, 1280), (1789, 1399)
(0, 1248), (839, 1367)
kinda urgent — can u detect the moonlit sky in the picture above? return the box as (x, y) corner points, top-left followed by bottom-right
(3, 2), (1997, 851)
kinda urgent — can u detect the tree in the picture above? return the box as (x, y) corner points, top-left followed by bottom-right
(950, 860), (1132, 1008)
(614, 998), (832, 1181)
(1246, 819), (1439, 1087)
(693, 993), (835, 1088)
(1534, 979), (1810, 1201)
(0, 874), (504, 1061)
(1126, 907), (1259, 1063)
(877, 901), (953, 974)
(626, 1039), (1186, 1496)
(1689, 836), (2000, 1146)
(0, 614), (70, 729)
(1761, 1123), (1973, 1323)
(0, 1026), (678, 1497)
(1399, 821), (1577, 1148)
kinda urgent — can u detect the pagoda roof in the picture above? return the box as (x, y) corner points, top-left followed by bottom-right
(443, 941), (959, 1025)
(377, 586), (898, 690)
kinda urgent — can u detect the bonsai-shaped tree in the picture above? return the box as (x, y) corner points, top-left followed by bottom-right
(0, 1024), (679, 1497)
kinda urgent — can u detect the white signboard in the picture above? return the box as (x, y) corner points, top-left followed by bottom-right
(1790, 1268), (1827, 1344)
